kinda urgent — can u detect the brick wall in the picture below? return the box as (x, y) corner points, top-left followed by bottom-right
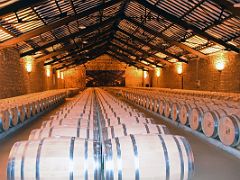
(64, 66), (86, 89)
(0, 47), (64, 99)
(151, 51), (240, 92)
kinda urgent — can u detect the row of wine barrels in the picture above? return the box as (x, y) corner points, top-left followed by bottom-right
(116, 88), (240, 147)
(0, 90), (67, 133)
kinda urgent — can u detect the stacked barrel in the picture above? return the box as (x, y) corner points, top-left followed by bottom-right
(7, 89), (102, 180)
(7, 88), (194, 179)
(111, 87), (240, 149)
(95, 88), (194, 179)
(0, 89), (68, 134)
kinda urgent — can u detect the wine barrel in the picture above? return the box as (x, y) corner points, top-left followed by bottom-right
(0, 110), (11, 132)
(29, 126), (99, 141)
(103, 116), (153, 127)
(7, 137), (101, 180)
(154, 99), (159, 113)
(164, 101), (171, 118)
(218, 115), (240, 147)
(41, 118), (96, 129)
(171, 103), (180, 121)
(179, 104), (191, 125)
(9, 107), (19, 127)
(202, 109), (227, 138)
(189, 108), (203, 131)
(102, 123), (169, 140)
(158, 100), (165, 115)
(18, 105), (26, 122)
(104, 134), (194, 180)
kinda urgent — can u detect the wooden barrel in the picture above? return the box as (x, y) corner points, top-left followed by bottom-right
(25, 103), (32, 119)
(102, 123), (169, 140)
(218, 115), (240, 147)
(164, 101), (171, 118)
(154, 99), (159, 113)
(0, 110), (11, 132)
(103, 115), (153, 127)
(7, 137), (101, 180)
(18, 105), (26, 122)
(41, 118), (96, 129)
(171, 103), (180, 121)
(9, 107), (19, 127)
(179, 104), (191, 125)
(189, 108), (203, 131)
(202, 109), (227, 138)
(29, 126), (99, 141)
(104, 134), (194, 180)
(158, 100), (165, 115)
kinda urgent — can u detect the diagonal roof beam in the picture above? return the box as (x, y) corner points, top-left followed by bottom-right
(44, 38), (110, 66)
(20, 16), (117, 57)
(35, 29), (113, 62)
(125, 16), (207, 59)
(106, 51), (142, 69)
(108, 46), (155, 68)
(210, 0), (240, 17)
(135, 0), (239, 53)
(117, 28), (188, 63)
(113, 36), (171, 65)
(109, 42), (163, 68)
(0, 0), (122, 47)
(0, 0), (42, 18)
(57, 49), (107, 70)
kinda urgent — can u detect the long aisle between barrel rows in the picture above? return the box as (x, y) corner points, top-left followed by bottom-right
(0, 88), (239, 180)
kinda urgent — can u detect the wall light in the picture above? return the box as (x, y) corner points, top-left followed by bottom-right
(61, 72), (64, 79)
(23, 56), (33, 73)
(156, 68), (161, 77)
(215, 61), (225, 72)
(215, 53), (225, 72)
(45, 65), (51, 77)
(57, 70), (61, 79)
(176, 62), (183, 75)
(144, 71), (148, 79)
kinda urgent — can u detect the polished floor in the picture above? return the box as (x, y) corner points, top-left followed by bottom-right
(0, 97), (240, 180)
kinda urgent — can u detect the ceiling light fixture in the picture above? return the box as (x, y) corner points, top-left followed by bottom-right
(79, 25), (86, 29)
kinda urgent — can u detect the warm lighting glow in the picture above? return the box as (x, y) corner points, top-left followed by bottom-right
(144, 71), (148, 79)
(215, 52), (226, 72)
(23, 56), (33, 73)
(61, 72), (64, 79)
(45, 65), (51, 77)
(176, 62), (183, 75)
(26, 63), (32, 73)
(156, 68), (161, 77)
(215, 61), (225, 71)
(57, 70), (61, 79)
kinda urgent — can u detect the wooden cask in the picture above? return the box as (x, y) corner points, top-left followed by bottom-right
(164, 101), (172, 118)
(29, 126), (99, 141)
(189, 108), (203, 131)
(218, 115), (240, 147)
(7, 137), (101, 180)
(202, 109), (227, 138)
(102, 123), (169, 140)
(41, 118), (96, 129)
(179, 104), (191, 125)
(171, 103), (180, 121)
(103, 134), (194, 180)
(0, 110), (11, 132)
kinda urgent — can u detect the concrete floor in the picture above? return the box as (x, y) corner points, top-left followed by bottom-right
(0, 98), (240, 180)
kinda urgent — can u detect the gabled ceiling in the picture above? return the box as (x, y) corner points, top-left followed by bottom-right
(0, 0), (239, 70)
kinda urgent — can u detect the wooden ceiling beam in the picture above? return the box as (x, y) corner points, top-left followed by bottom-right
(0, 0), (122, 47)
(125, 16), (207, 59)
(135, 0), (239, 53)
(117, 28), (188, 63)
